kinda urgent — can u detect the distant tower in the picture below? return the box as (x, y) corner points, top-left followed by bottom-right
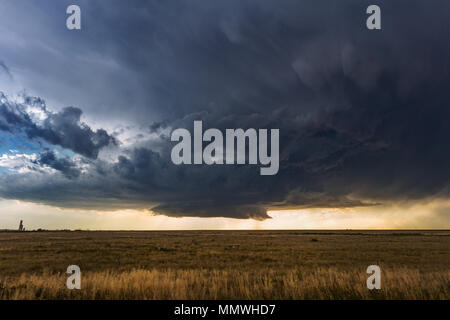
(18, 220), (24, 232)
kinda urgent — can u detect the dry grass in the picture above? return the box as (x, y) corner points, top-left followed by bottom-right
(0, 230), (449, 299)
(1, 268), (448, 300)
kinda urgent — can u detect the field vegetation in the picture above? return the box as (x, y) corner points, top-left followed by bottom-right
(0, 230), (448, 299)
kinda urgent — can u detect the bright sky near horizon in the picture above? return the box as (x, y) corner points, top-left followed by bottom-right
(1, 199), (449, 230)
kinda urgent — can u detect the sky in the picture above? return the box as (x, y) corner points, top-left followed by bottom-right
(1, 0), (450, 230)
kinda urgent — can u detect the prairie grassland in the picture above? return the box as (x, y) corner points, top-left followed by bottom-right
(0, 230), (449, 299)
(1, 267), (449, 300)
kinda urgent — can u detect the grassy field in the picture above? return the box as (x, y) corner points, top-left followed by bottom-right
(0, 230), (449, 299)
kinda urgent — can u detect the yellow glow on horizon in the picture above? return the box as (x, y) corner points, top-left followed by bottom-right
(0, 199), (449, 230)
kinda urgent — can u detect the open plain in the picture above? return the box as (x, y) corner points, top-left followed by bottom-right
(0, 230), (448, 299)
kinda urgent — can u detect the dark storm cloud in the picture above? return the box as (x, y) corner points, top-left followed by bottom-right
(0, 94), (31, 132)
(0, 93), (116, 158)
(1, 0), (450, 219)
(30, 106), (116, 159)
(35, 150), (81, 179)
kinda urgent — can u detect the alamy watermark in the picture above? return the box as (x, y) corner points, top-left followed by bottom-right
(66, 265), (81, 290)
(62, 264), (380, 291)
(170, 121), (279, 175)
(65, 4), (381, 32)
(366, 265), (381, 289)
(66, 5), (81, 30)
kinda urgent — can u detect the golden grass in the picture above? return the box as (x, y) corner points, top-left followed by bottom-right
(1, 267), (449, 300)
(0, 231), (449, 299)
